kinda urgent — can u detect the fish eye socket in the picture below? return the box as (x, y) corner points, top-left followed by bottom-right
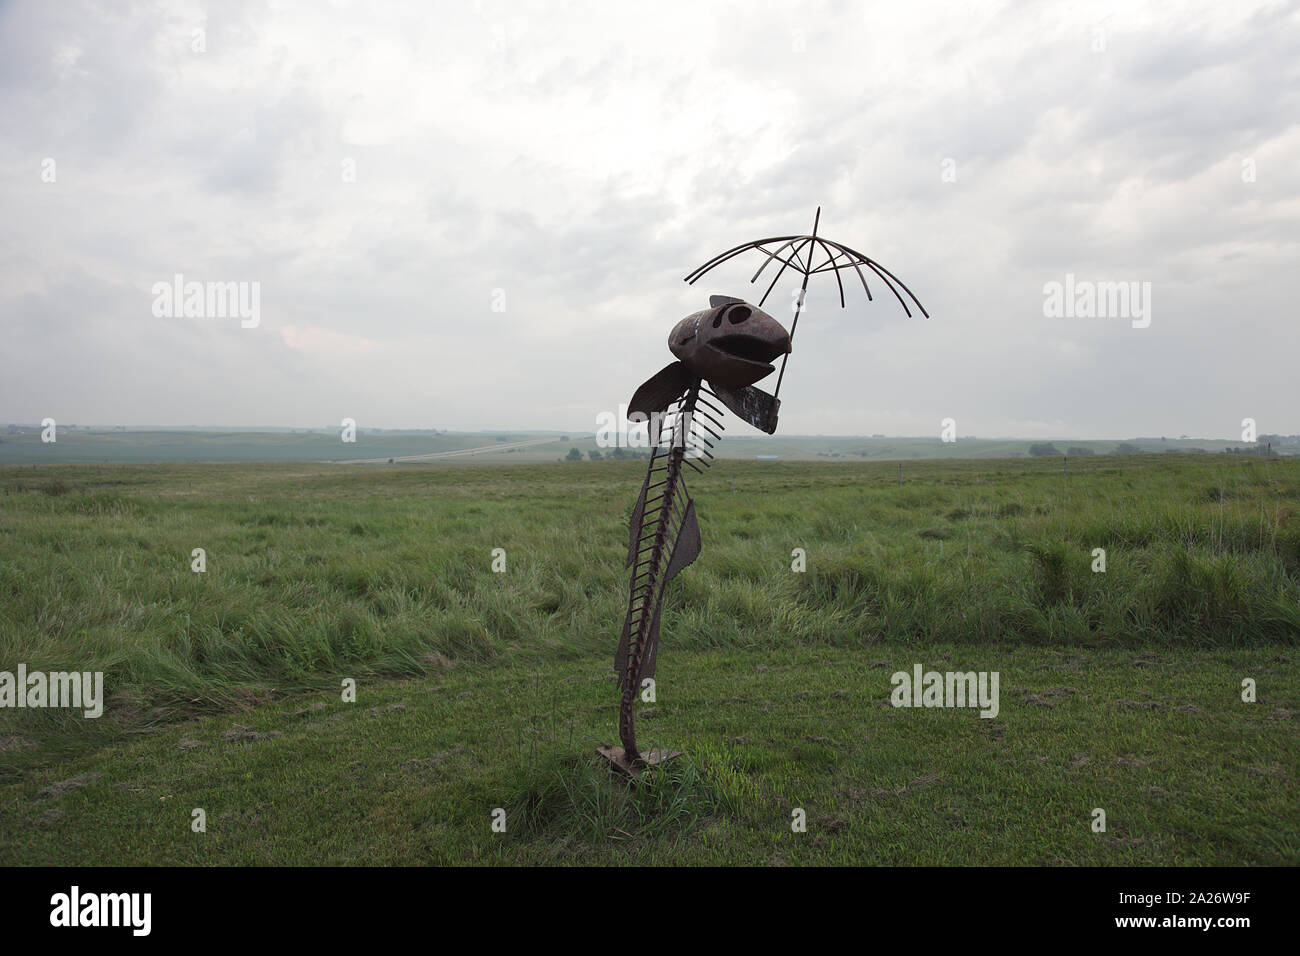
(727, 306), (752, 324)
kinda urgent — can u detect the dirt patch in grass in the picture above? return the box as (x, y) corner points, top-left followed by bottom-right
(223, 725), (283, 742)
(36, 772), (101, 801)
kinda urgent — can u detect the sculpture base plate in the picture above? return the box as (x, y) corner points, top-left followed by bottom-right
(596, 745), (681, 777)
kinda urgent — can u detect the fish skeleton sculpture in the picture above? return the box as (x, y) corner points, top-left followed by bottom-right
(599, 295), (791, 773)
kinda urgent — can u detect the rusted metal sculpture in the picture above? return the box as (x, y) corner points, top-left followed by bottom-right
(598, 208), (927, 775)
(597, 296), (791, 774)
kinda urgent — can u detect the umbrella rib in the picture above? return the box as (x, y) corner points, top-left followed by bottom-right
(750, 237), (805, 284)
(820, 239), (874, 302)
(758, 236), (815, 308)
(860, 255), (931, 318)
(684, 227), (928, 318)
(860, 259), (914, 317)
(840, 248), (926, 318)
(684, 236), (802, 285)
(823, 237), (928, 315)
(808, 244), (844, 273)
(811, 238), (847, 308)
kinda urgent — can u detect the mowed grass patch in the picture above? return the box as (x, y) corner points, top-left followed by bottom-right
(1, 645), (1295, 866)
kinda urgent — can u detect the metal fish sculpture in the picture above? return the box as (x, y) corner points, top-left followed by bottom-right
(598, 296), (791, 774)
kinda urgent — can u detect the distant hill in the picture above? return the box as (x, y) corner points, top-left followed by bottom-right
(0, 428), (1289, 465)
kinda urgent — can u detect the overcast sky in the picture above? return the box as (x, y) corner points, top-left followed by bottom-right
(2, 0), (1297, 439)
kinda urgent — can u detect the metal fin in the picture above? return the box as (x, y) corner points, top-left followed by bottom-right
(629, 361), (694, 418)
(640, 602), (663, 683)
(710, 383), (781, 434)
(614, 614), (633, 690)
(709, 294), (746, 308)
(664, 499), (701, 582)
(626, 478), (649, 568)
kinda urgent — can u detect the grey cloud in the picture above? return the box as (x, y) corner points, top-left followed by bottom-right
(1, 0), (1296, 437)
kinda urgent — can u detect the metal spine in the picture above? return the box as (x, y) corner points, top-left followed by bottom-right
(617, 380), (717, 762)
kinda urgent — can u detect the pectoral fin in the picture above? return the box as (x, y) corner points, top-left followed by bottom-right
(629, 361), (695, 418)
(710, 383), (781, 434)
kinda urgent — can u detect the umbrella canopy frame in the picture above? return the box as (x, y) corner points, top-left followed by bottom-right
(683, 207), (929, 398)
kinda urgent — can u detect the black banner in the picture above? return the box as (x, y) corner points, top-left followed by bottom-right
(0, 866), (1287, 942)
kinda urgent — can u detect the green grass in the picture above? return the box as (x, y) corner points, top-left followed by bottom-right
(1, 455), (1297, 864)
(2, 646), (1295, 864)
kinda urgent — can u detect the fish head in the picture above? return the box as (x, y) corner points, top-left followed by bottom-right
(668, 296), (792, 389)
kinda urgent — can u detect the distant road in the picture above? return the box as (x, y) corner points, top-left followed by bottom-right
(333, 437), (561, 464)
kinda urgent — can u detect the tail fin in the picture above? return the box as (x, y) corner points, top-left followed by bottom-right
(617, 498), (701, 689)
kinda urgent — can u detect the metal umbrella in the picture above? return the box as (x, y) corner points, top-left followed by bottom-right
(683, 206), (930, 401)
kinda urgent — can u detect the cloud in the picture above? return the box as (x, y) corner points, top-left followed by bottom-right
(1, 0), (1297, 438)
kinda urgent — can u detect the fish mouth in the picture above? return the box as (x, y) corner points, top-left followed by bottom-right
(707, 333), (791, 367)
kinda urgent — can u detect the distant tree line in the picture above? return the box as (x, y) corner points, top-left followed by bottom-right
(1029, 442), (1144, 456)
(564, 447), (651, 461)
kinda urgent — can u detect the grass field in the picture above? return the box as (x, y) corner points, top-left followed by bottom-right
(1, 455), (1297, 864)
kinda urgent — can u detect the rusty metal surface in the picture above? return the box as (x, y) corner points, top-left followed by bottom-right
(601, 209), (927, 772)
(596, 745), (681, 778)
(711, 382), (780, 435)
(667, 299), (791, 390)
